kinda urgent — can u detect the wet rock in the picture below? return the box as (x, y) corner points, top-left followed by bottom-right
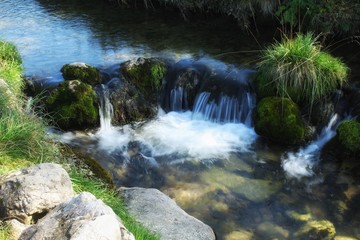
(19, 192), (134, 240)
(45, 80), (99, 130)
(107, 78), (157, 125)
(0, 163), (74, 224)
(225, 229), (253, 240)
(61, 62), (101, 86)
(336, 120), (360, 155)
(286, 210), (312, 222)
(118, 187), (216, 240)
(254, 97), (307, 145)
(256, 221), (289, 240)
(294, 220), (336, 240)
(121, 57), (167, 102)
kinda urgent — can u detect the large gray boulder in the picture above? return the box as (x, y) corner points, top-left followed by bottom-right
(19, 192), (134, 240)
(118, 187), (216, 240)
(0, 163), (74, 224)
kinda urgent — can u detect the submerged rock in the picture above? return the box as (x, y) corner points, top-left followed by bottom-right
(45, 80), (99, 130)
(118, 187), (216, 240)
(19, 192), (134, 240)
(121, 57), (167, 102)
(254, 97), (307, 145)
(61, 62), (101, 86)
(294, 220), (336, 240)
(0, 163), (74, 224)
(256, 222), (289, 240)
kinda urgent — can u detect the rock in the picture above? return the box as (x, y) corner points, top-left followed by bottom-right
(61, 62), (101, 86)
(45, 80), (99, 130)
(0, 163), (74, 224)
(5, 219), (28, 240)
(106, 78), (157, 125)
(294, 220), (336, 240)
(19, 192), (134, 240)
(286, 210), (312, 222)
(336, 120), (360, 155)
(256, 222), (289, 240)
(224, 229), (253, 240)
(118, 187), (216, 240)
(121, 57), (167, 102)
(254, 97), (307, 145)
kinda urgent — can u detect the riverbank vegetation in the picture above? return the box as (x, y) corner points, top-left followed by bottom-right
(109, 0), (359, 35)
(255, 33), (348, 107)
(0, 40), (158, 240)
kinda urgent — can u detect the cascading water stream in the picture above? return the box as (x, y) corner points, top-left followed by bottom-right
(97, 84), (114, 132)
(281, 114), (340, 179)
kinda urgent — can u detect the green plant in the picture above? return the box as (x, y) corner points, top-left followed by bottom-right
(256, 33), (348, 107)
(336, 120), (360, 155)
(0, 41), (23, 95)
(276, 0), (360, 35)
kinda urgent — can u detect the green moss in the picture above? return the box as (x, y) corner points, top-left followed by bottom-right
(61, 63), (101, 86)
(256, 34), (348, 107)
(254, 97), (306, 145)
(294, 220), (336, 240)
(336, 120), (360, 155)
(46, 80), (99, 130)
(122, 58), (166, 101)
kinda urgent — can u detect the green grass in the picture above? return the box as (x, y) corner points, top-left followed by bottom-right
(256, 33), (348, 107)
(70, 169), (159, 240)
(0, 41), (23, 95)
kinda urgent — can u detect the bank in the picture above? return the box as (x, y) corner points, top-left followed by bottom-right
(0, 40), (158, 240)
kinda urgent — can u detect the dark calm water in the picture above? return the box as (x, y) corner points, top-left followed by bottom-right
(1, 1), (360, 239)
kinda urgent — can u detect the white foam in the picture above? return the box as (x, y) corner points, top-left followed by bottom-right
(136, 111), (257, 160)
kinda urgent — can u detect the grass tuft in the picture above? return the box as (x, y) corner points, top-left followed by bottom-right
(256, 33), (348, 107)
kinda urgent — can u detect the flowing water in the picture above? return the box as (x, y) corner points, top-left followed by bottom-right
(1, 0), (360, 239)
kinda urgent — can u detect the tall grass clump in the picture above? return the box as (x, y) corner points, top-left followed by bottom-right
(0, 41), (23, 95)
(256, 33), (348, 107)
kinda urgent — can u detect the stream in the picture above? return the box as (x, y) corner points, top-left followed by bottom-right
(1, 0), (359, 239)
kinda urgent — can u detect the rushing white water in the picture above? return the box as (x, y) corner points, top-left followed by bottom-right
(192, 91), (255, 126)
(282, 114), (339, 179)
(97, 84), (114, 133)
(137, 111), (257, 160)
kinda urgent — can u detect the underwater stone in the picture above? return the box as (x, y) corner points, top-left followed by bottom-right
(254, 97), (306, 145)
(45, 80), (99, 130)
(61, 62), (101, 86)
(294, 220), (336, 240)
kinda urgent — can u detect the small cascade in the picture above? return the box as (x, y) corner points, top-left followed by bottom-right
(192, 91), (256, 126)
(281, 114), (340, 179)
(97, 84), (114, 132)
(170, 86), (188, 112)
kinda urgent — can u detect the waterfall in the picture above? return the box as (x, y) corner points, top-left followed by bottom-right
(170, 86), (188, 112)
(281, 114), (340, 179)
(97, 84), (114, 132)
(192, 91), (255, 126)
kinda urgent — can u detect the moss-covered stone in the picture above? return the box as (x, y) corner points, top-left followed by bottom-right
(254, 97), (306, 145)
(336, 120), (360, 155)
(46, 80), (99, 130)
(254, 70), (277, 100)
(121, 58), (166, 102)
(61, 62), (101, 86)
(294, 220), (336, 240)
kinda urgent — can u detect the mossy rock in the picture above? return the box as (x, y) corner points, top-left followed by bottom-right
(46, 80), (99, 130)
(254, 70), (277, 100)
(61, 62), (101, 86)
(336, 120), (360, 155)
(294, 220), (336, 240)
(121, 58), (167, 102)
(254, 97), (306, 145)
